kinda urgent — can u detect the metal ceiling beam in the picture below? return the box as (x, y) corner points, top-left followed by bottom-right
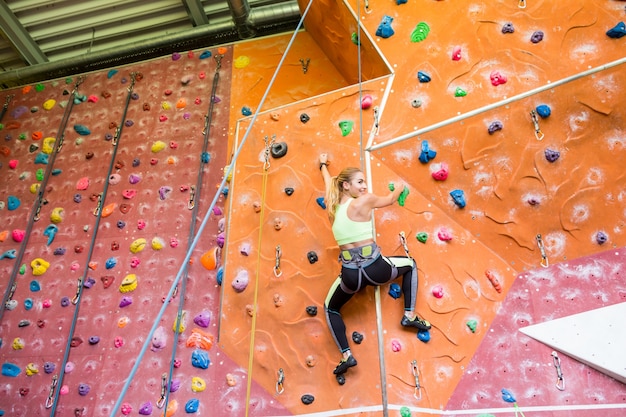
(181, 0), (210, 26)
(0, 0), (48, 65)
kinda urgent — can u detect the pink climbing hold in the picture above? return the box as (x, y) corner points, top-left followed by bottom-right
(431, 162), (449, 181)
(76, 177), (89, 190)
(137, 219), (146, 230)
(87, 95), (99, 103)
(452, 46), (462, 61)
(12, 229), (25, 242)
(8, 159), (18, 169)
(130, 256), (141, 268)
(121, 403), (132, 415)
(114, 336), (124, 348)
(361, 94), (373, 110)
(437, 227), (453, 241)
(391, 339), (401, 352)
(122, 189), (137, 199)
(169, 237), (179, 248)
(490, 70), (507, 86)
(159, 115), (168, 122)
(432, 285), (444, 298)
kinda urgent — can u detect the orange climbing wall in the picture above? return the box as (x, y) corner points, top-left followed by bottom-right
(2, 1), (626, 417)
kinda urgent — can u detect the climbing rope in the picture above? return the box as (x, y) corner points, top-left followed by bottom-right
(110, 2), (315, 415)
(159, 53), (223, 413)
(48, 72), (138, 416)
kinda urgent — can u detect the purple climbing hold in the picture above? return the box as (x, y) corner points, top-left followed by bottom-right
(119, 296), (133, 307)
(129, 174), (141, 184)
(53, 247), (66, 256)
(11, 106), (28, 119)
(376, 15), (395, 38)
(159, 186), (172, 200)
(78, 383), (90, 396)
(606, 22), (626, 39)
(60, 296), (71, 307)
(169, 379), (181, 392)
(104, 133), (113, 141)
(193, 311), (211, 328)
(83, 277), (96, 289)
(544, 148), (560, 162)
(488, 121), (503, 135)
(139, 402), (153, 415)
(132, 158), (140, 167)
(73, 193), (82, 203)
(131, 93), (139, 100)
(596, 231), (608, 245)
(530, 31), (544, 43)
(88, 336), (100, 345)
(43, 362), (55, 374)
(502, 22), (515, 34)
(124, 119), (134, 127)
(172, 52), (181, 61)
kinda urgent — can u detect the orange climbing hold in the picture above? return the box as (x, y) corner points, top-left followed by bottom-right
(0, 230), (8, 242)
(32, 131), (43, 140)
(4, 121), (20, 130)
(217, 47), (227, 54)
(485, 269), (502, 293)
(164, 399), (178, 417)
(200, 247), (219, 270)
(101, 203), (117, 218)
(185, 328), (214, 350)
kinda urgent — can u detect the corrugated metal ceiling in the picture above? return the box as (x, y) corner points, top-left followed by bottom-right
(0, 0), (301, 88)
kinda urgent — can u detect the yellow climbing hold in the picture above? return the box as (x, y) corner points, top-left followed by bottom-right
(29, 183), (41, 194)
(151, 237), (165, 250)
(191, 376), (206, 392)
(12, 337), (25, 350)
(42, 137), (56, 154)
(161, 101), (171, 110)
(119, 274), (138, 293)
(173, 310), (187, 333)
(129, 238), (147, 254)
(234, 55), (250, 69)
(50, 207), (64, 223)
(31, 258), (50, 276)
(43, 99), (56, 110)
(151, 140), (167, 153)
(25, 363), (39, 376)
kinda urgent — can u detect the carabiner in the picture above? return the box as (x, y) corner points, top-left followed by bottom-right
(373, 106), (380, 135)
(45, 375), (58, 408)
(518, 0), (526, 9)
(156, 373), (167, 408)
(412, 360), (422, 400)
(536, 234), (549, 268)
(276, 368), (285, 394)
(71, 277), (83, 305)
(530, 110), (544, 141)
(399, 232), (411, 258)
(188, 185), (196, 210)
(552, 351), (565, 391)
(274, 245), (283, 277)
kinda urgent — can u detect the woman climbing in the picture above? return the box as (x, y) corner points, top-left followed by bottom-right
(318, 153), (431, 379)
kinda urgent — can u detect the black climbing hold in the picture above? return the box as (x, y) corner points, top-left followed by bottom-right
(596, 231), (608, 245)
(502, 22), (515, 34)
(285, 187), (294, 196)
(530, 31), (544, 43)
(29, 144), (39, 153)
(336, 374), (345, 385)
(301, 394), (315, 405)
(63, 89), (70, 95)
(544, 148), (560, 162)
(18, 319), (30, 327)
(270, 142), (288, 158)
(307, 251), (318, 264)
(352, 331), (363, 344)
(300, 113), (310, 123)
(306, 305), (317, 316)
(488, 121), (503, 135)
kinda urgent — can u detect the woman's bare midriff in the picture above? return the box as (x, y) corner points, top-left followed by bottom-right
(339, 238), (376, 251)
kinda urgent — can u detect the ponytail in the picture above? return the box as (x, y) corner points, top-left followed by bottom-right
(326, 167), (361, 222)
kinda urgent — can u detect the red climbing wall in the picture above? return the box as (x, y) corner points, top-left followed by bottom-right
(2, 1), (626, 417)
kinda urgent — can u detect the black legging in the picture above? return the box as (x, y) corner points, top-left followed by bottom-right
(324, 250), (417, 353)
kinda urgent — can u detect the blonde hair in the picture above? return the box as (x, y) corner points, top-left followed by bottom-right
(326, 167), (361, 222)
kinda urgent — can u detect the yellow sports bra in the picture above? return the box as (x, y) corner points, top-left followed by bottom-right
(331, 199), (373, 246)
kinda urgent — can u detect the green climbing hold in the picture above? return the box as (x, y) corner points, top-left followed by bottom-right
(35, 83), (45, 92)
(454, 87), (467, 97)
(19, 133), (26, 140)
(351, 33), (360, 45)
(36, 169), (44, 181)
(398, 187), (409, 206)
(65, 77), (73, 84)
(19, 264), (26, 275)
(338, 120), (353, 137)
(416, 232), (428, 243)
(466, 319), (477, 333)
(0, 124), (3, 130)
(400, 406), (411, 417)
(410, 22), (430, 42)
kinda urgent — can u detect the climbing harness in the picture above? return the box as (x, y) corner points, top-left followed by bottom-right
(275, 368), (285, 394)
(49, 72), (138, 417)
(274, 245), (283, 277)
(535, 234), (549, 268)
(518, 0), (526, 9)
(412, 360), (422, 400)
(530, 110), (544, 140)
(552, 351), (565, 391)
(44, 375), (58, 409)
(0, 94), (13, 121)
(299, 58), (310, 74)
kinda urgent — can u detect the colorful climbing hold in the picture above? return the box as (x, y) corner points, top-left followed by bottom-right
(151, 140), (166, 153)
(119, 274), (138, 293)
(544, 148), (560, 162)
(31, 258), (50, 276)
(43, 224), (58, 245)
(376, 15), (395, 38)
(432, 285), (444, 298)
(454, 87), (467, 97)
(338, 120), (354, 136)
(410, 22), (430, 42)
(185, 398), (200, 413)
(466, 319), (478, 333)
(388, 283), (401, 299)
(42, 99), (56, 110)
(451, 46), (462, 61)
(437, 227), (453, 241)
(233, 55), (250, 69)
(502, 22), (515, 34)
(450, 189), (466, 208)
(419, 140), (437, 163)
(431, 162), (449, 181)
(536, 104), (551, 118)
(417, 71), (431, 83)
(7, 196), (20, 211)
(490, 70), (507, 86)
(596, 231), (608, 245)
(488, 121), (503, 134)
(232, 269), (249, 292)
(530, 31), (544, 43)
(607, 21), (626, 39)
(50, 207), (64, 223)
(416, 232), (428, 243)
(130, 238), (147, 254)
(74, 125), (91, 135)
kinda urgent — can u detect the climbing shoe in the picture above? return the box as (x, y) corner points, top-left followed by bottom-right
(401, 315), (431, 331)
(333, 355), (357, 375)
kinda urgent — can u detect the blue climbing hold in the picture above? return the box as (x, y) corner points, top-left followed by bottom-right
(376, 15), (395, 38)
(43, 224), (58, 246)
(24, 298), (33, 310)
(316, 197), (326, 209)
(417, 330), (430, 343)
(191, 350), (210, 369)
(450, 189), (466, 208)
(501, 388), (517, 403)
(7, 196), (20, 211)
(1, 363), (21, 377)
(30, 280), (41, 292)
(216, 266), (224, 286)
(241, 106), (252, 116)
(396, 0), (407, 4)
(606, 21), (626, 39)
(419, 140), (437, 164)
(388, 283), (401, 299)
(74, 124), (91, 135)
(51, 168), (62, 176)
(201, 152), (210, 163)
(199, 50), (212, 59)
(105, 257), (117, 269)
(417, 71), (431, 83)
(0, 250), (16, 260)
(107, 69), (119, 79)
(35, 153), (49, 164)
(536, 104), (551, 118)
(185, 398), (200, 413)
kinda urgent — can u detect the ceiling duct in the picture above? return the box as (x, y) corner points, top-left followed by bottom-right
(0, 1), (301, 89)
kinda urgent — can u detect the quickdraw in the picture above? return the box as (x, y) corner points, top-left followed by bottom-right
(188, 185), (196, 210)
(71, 277), (83, 305)
(263, 135), (276, 171)
(4, 283), (16, 309)
(45, 375), (58, 408)
(274, 245), (283, 277)
(373, 106), (380, 135)
(156, 373), (168, 408)
(276, 368), (285, 394)
(399, 231), (412, 259)
(412, 360), (422, 400)
(299, 58), (310, 74)
(530, 110), (544, 141)
(518, 0), (526, 8)
(536, 234), (549, 268)
(552, 351), (565, 391)
(92, 193), (103, 216)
